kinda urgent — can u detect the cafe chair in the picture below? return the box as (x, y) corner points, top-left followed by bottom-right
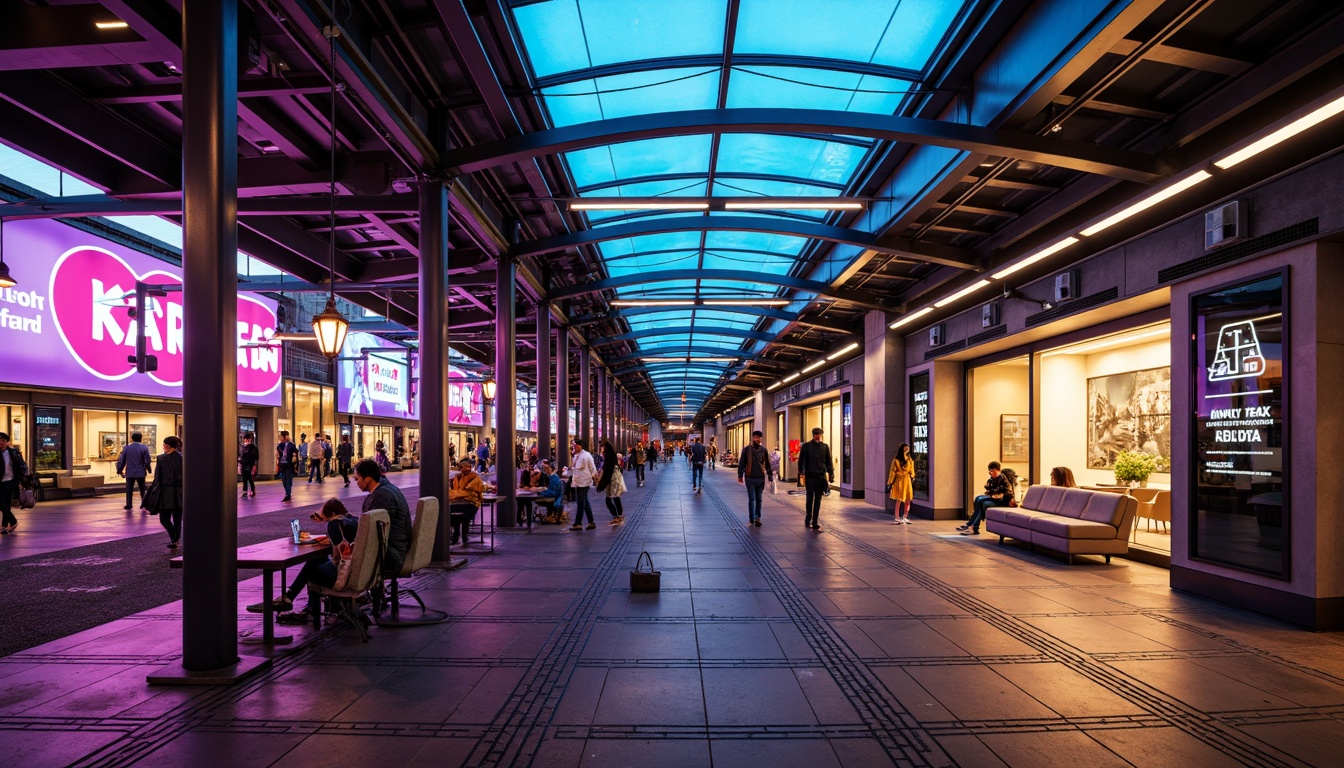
(1129, 488), (1171, 538)
(309, 510), (388, 643)
(381, 497), (450, 626)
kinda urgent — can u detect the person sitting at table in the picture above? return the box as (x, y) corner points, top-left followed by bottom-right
(534, 461), (566, 522)
(247, 498), (356, 618)
(449, 457), (486, 544)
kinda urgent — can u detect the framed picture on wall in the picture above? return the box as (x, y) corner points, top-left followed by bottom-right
(1000, 414), (1028, 463)
(130, 424), (158, 451)
(1086, 367), (1172, 471)
(98, 431), (124, 461)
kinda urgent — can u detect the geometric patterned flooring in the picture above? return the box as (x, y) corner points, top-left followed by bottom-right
(3, 461), (1343, 767)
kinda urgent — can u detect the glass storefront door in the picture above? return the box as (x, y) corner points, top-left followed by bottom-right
(1, 404), (28, 458)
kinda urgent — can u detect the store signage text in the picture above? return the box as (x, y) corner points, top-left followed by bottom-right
(912, 389), (929, 455)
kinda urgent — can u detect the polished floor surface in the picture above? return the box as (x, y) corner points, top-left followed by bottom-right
(3, 460), (1343, 767)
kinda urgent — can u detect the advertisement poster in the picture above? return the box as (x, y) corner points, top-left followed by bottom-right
(910, 372), (930, 499)
(0, 218), (281, 406)
(336, 333), (483, 426)
(1192, 272), (1286, 577)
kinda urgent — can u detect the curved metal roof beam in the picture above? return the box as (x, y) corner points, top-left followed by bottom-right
(613, 305), (800, 323)
(532, 54), (923, 88)
(606, 346), (766, 365)
(442, 108), (1168, 183)
(548, 268), (838, 305)
(576, 171), (847, 193)
(596, 327), (776, 345)
(525, 218), (977, 273)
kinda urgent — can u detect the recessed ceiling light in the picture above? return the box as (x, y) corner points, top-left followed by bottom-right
(95, 20), (130, 30)
(1079, 172), (1211, 237)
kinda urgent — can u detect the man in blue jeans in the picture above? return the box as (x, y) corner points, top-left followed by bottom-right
(689, 438), (707, 493)
(276, 430), (298, 502)
(737, 430), (773, 526)
(960, 461), (1011, 535)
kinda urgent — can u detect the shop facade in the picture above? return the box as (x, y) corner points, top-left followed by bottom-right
(900, 150), (1343, 628)
(771, 360), (864, 497)
(0, 217), (283, 491)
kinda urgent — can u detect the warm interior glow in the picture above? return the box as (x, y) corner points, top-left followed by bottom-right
(933, 279), (991, 308)
(1042, 326), (1170, 356)
(1079, 172), (1212, 237)
(1216, 94), (1344, 169)
(890, 307), (934, 329)
(990, 237), (1080, 280)
(0, 263), (15, 289)
(311, 298), (349, 359)
(95, 20), (130, 29)
(482, 376), (497, 401)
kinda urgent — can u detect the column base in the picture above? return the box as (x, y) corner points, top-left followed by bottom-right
(147, 654), (271, 686)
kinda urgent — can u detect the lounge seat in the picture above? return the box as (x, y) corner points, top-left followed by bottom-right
(309, 509), (389, 642)
(986, 486), (1137, 564)
(382, 497), (449, 626)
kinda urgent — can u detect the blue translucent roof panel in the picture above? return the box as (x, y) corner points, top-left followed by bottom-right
(734, 0), (965, 72)
(514, 0), (726, 77)
(542, 68), (720, 127)
(726, 67), (912, 114)
(565, 135), (714, 188)
(598, 231), (703, 259)
(613, 278), (698, 296)
(605, 250), (699, 277)
(702, 251), (795, 273)
(703, 230), (808, 255)
(698, 279), (777, 294)
(715, 134), (870, 185)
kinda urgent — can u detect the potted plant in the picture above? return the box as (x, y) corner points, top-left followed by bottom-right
(1113, 450), (1160, 487)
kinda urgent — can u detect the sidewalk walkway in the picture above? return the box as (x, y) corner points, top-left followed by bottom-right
(3, 461), (1343, 767)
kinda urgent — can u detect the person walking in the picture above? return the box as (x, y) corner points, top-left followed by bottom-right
(568, 438), (597, 531)
(476, 439), (491, 474)
(707, 439), (717, 470)
(238, 431), (259, 499)
(689, 438), (707, 494)
(769, 445), (782, 487)
(887, 443), (915, 524)
(596, 440), (626, 525)
(797, 427), (834, 531)
(322, 434), (334, 477)
(632, 442), (646, 487)
(737, 430), (773, 527)
(307, 434), (325, 483)
(276, 430), (298, 502)
(146, 436), (184, 550)
(0, 432), (29, 535)
(336, 434), (354, 487)
(117, 431), (153, 510)
(298, 433), (309, 474)
(647, 443), (657, 472)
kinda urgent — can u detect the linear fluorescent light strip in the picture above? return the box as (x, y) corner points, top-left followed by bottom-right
(700, 299), (790, 306)
(890, 307), (934, 330)
(1079, 171), (1212, 237)
(933, 280), (991, 309)
(570, 202), (708, 211)
(724, 201), (865, 210)
(990, 237), (1080, 280)
(1044, 327), (1170, 356)
(766, 381), (784, 391)
(610, 299), (789, 307)
(1216, 93), (1344, 169)
(801, 359), (827, 373)
(95, 20), (129, 29)
(782, 373), (800, 383)
(826, 342), (860, 360)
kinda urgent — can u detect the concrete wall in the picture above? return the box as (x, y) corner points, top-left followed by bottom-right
(863, 311), (904, 511)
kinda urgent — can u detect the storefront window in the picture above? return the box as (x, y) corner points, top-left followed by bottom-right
(970, 358), (1031, 502)
(128, 412), (176, 456)
(73, 408), (124, 482)
(33, 406), (63, 471)
(2, 404), (28, 459)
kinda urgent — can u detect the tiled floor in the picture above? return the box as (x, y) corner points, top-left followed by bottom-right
(3, 461), (1343, 767)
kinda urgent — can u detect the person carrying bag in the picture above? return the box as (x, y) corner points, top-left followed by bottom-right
(145, 436), (185, 551)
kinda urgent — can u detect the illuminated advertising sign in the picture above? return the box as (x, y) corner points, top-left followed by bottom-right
(337, 333), (483, 426)
(1192, 272), (1286, 577)
(910, 372), (930, 499)
(0, 218), (281, 405)
(448, 368), (483, 427)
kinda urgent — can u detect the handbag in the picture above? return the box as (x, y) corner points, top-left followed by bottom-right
(18, 486), (36, 509)
(884, 483), (893, 494)
(629, 551), (660, 593)
(141, 482), (163, 512)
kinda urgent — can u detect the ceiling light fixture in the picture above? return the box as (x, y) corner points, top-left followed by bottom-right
(1042, 327), (1170, 357)
(781, 373), (800, 383)
(312, 19), (349, 360)
(933, 280), (992, 308)
(569, 201), (709, 211)
(990, 237), (1080, 280)
(1079, 171), (1212, 237)
(766, 381), (784, 391)
(482, 373), (497, 402)
(826, 342), (860, 360)
(700, 299), (791, 307)
(890, 307), (934, 330)
(1216, 93), (1344, 169)
(95, 20), (130, 30)
(609, 298), (790, 307)
(723, 199), (865, 211)
(801, 359), (827, 373)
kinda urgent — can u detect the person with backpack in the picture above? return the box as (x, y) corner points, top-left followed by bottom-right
(959, 461), (1012, 536)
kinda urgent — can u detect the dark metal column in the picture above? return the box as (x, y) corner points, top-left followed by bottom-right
(556, 328), (570, 470)
(579, 348), (591, 449)
(180, 0), (239, 675)
(494, 256), (516, 525)
(420, 180), (452, 561)
(536, 305), (551, 463)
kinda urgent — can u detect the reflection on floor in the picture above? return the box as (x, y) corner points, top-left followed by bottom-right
(2, 463), (1342, 767)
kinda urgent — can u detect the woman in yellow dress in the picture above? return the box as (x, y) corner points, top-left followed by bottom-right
(887, 443), (915, 524)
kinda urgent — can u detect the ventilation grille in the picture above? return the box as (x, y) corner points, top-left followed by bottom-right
(967, 325), (1008, 345)
(1159, 218), (1318, 284)
(924, 338), (967, 360)
(1026, 287), (1119, 327)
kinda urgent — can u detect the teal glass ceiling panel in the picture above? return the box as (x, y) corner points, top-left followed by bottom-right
(597, 231), (703, 260)
(604, 250), (699, 276)
(565, 135), (714, 188)
(734, 0), (964, 72)
(703, 230), (807, 255)
(715, 134), (869, 185)
(514, 0), (726, 77)
(542, 68), (720, 127)
(712, 178), (842, 199)
(697, 279), (777, 294)
(702, 251), (795, 273)
(614, 278), (698, 295)
(726, 66), (912, 114)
